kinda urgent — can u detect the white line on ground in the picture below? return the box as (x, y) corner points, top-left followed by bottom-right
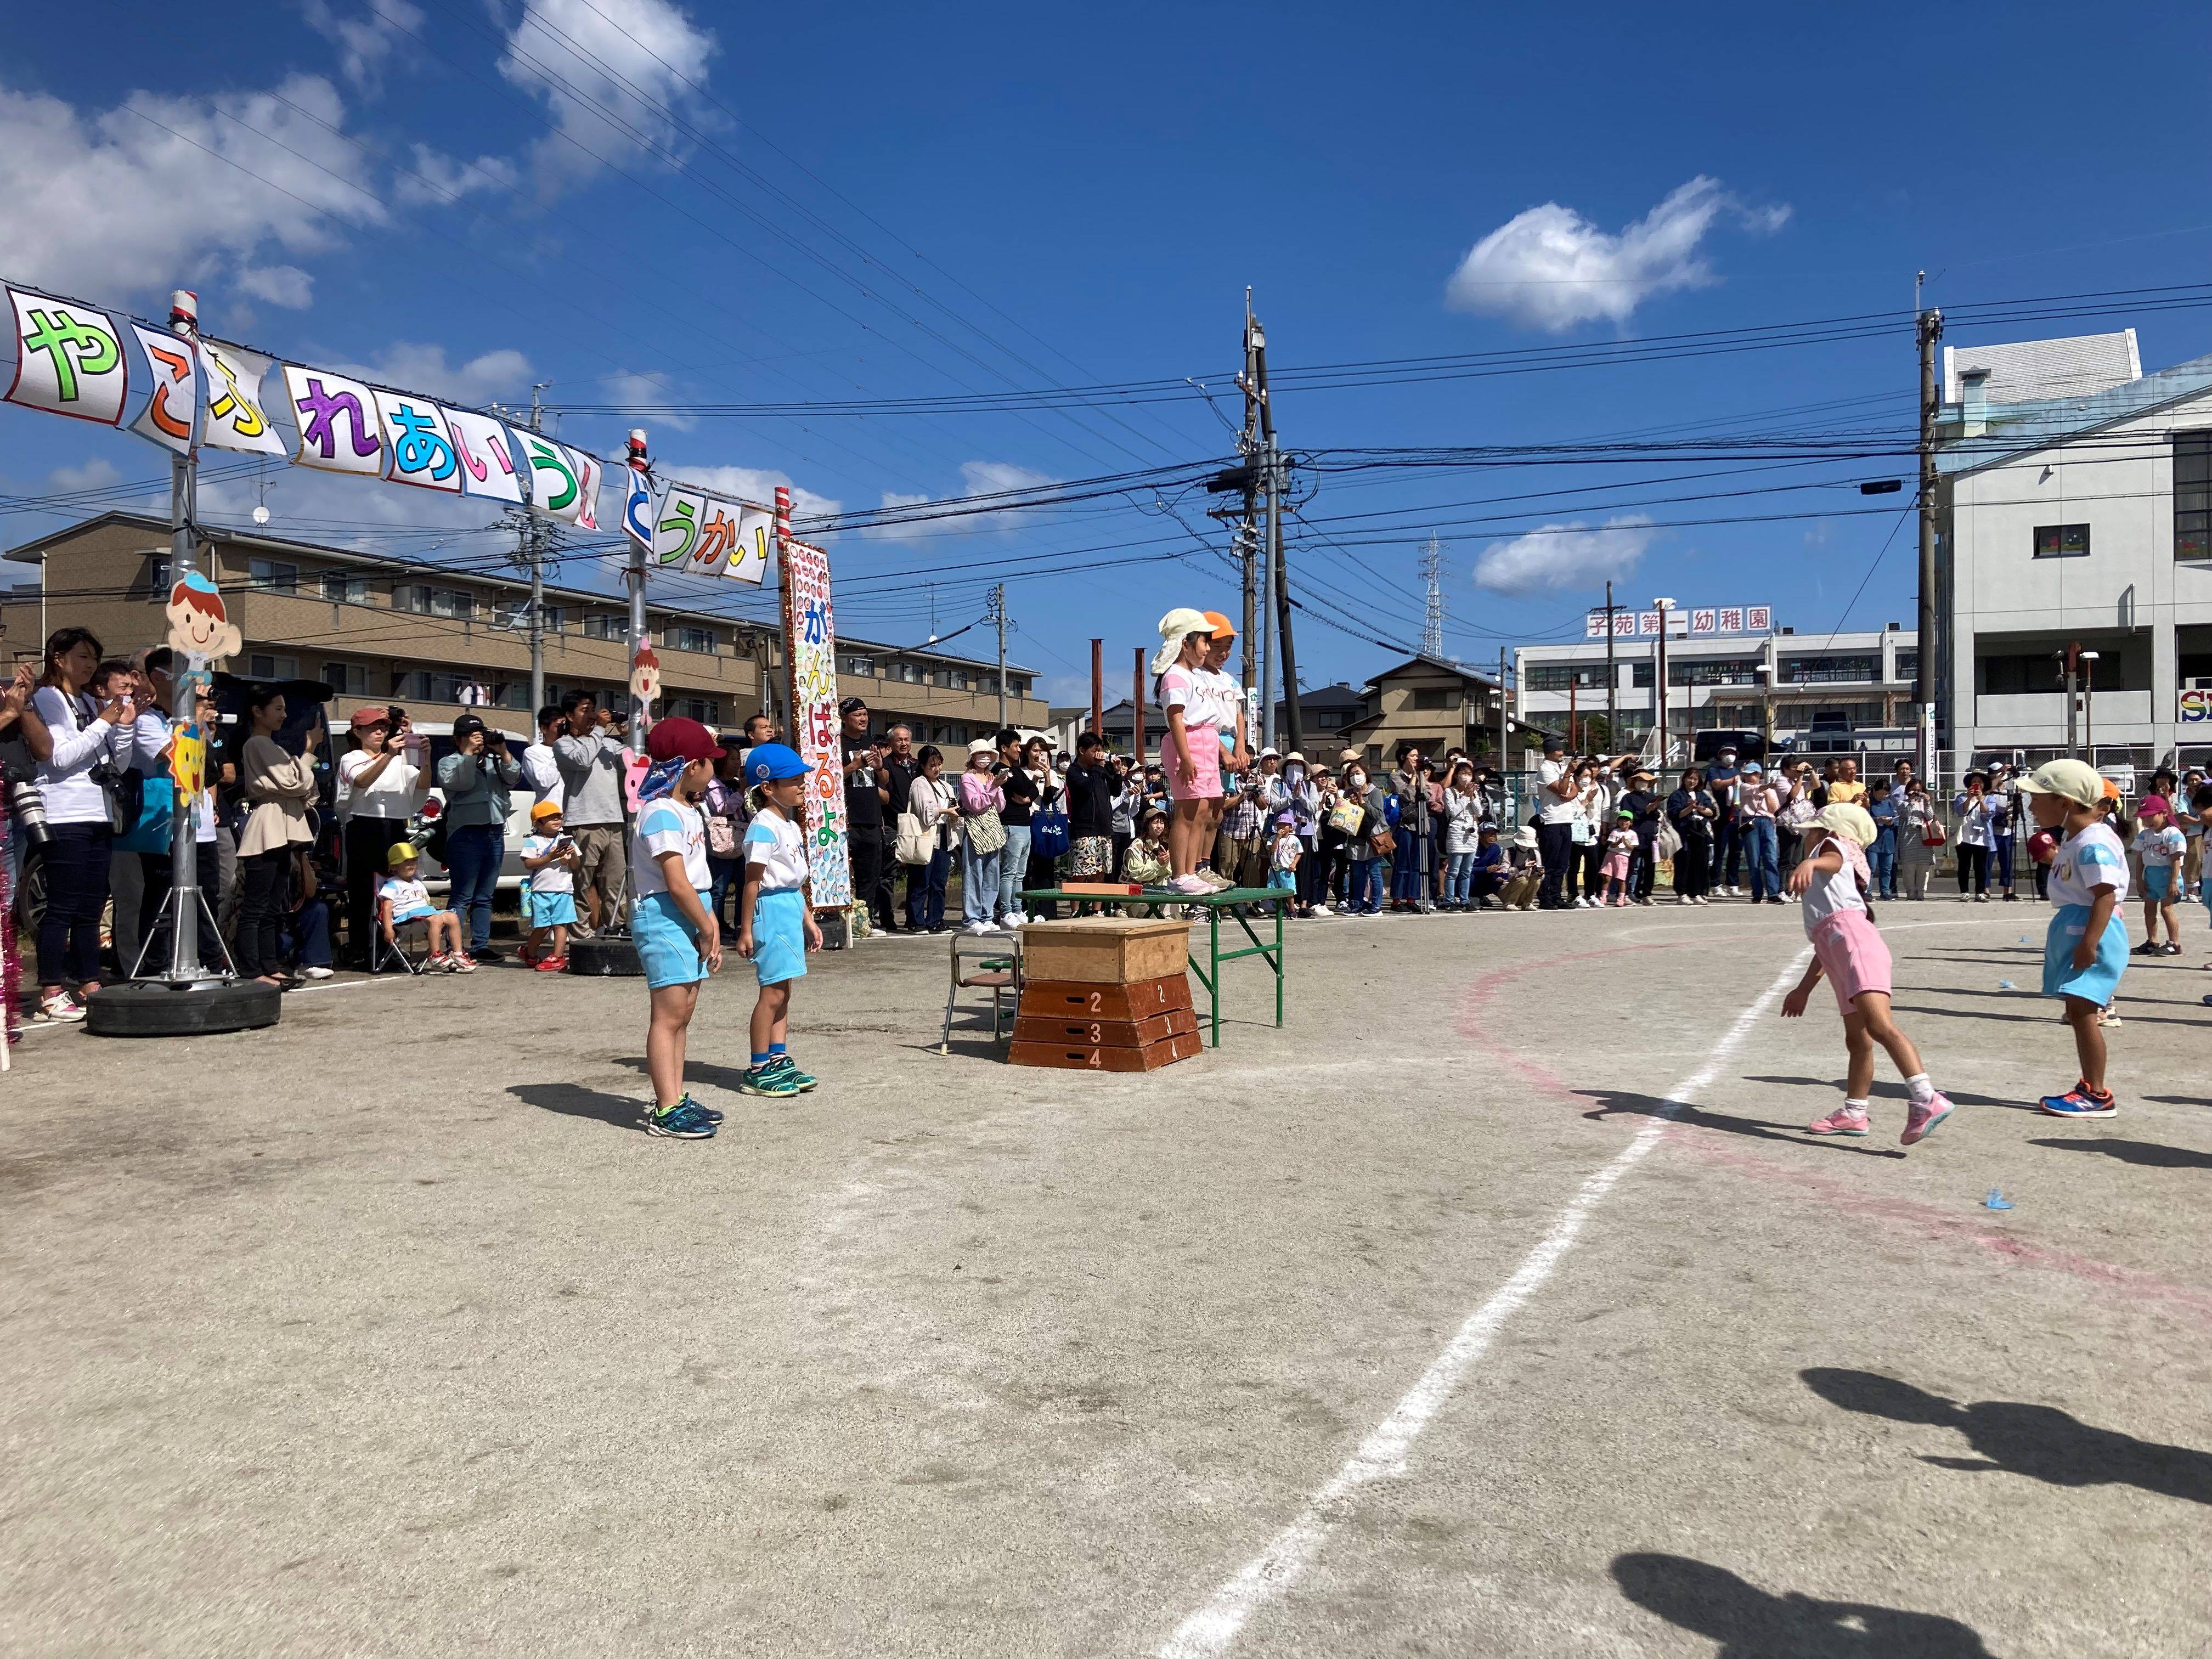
(1154, 943), (1816, 1659)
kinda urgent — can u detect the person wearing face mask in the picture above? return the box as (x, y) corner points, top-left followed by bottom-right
(1338, 763), (1388, 916)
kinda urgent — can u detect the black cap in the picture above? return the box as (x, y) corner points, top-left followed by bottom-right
(838, 696), (868, 715)
(453, 712), (487, 738)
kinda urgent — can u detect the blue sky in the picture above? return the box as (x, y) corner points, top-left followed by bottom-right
(3, 1), (2210, 703)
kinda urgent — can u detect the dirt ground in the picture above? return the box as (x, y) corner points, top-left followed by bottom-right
(4, 895), (2208, 1657)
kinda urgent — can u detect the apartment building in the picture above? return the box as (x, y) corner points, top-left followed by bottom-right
(1515, 623), (1918, 749)
(1933, 329), (2212, 770)
(1, 512), (1043, 742)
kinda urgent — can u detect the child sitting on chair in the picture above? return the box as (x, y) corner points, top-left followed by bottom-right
(379, 842), (472, 973)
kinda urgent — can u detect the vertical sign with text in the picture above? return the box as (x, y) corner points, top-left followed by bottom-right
(780, 539), (854, 910)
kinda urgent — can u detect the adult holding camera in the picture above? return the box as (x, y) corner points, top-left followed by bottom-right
(1, 655), (37, 1042)
(236, 686), (321, 987)
(337, 706), (428, 967)
(437, 712), (523, 963)
(131, 649), (225, 975)
(840, 698), (893, 932)
(554, 691), (629, 936)
(23, 627), (134, 1021)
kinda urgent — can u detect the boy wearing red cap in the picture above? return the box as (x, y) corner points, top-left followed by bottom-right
(631, 717), (726, 1139)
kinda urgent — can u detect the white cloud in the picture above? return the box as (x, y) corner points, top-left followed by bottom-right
(235, 264), (315, 308)
(300, 0), (425, 91)
(1446, 177), (1788, 332)
(0, 75), (383, 308)
(334, 342), (533, 407)
(48, 458), (123, 493)
(1474, 514), (1657, 596)
(958, 460), (1057, 498)
(393, 144), (521, 207)
(678, 464), (840, 524)
(497, 0), (719, 190)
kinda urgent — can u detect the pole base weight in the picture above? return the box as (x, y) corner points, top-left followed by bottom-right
(567, 936), (643, 977)
(84, 979), (281, 1038)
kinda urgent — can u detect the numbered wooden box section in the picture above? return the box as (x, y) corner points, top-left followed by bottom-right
(1011, 1006), (1199, 1048)
(1018, 974), (1193, 1023)
(1018, 917), (1190, 985)
(1007, 1029), (1204, 1072)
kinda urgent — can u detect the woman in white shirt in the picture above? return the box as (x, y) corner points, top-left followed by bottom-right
(25, 628), (133, 1021)
(904, 744), (959, 932)
(336, 707), (427, 966)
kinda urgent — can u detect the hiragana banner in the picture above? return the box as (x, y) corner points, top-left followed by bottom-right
(198, 338), (287, 455)
(129, 324), (197, 454)
(725, 501), (774, 585)
(515, 428), (584, 522)
(6, 286), (127, 426)
(621, 464), (654, 549)
(570, 445), (601, 531)
(373, 390), (462, 492)
(284, 364), (382, 477)
(780, 538), (851, 910)
(651, 486), (706, 566)
(444, 407), (524, 504)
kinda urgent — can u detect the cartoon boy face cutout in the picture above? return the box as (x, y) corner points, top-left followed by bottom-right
(629, 643), (662, 707)
(165, 572), (242, 662)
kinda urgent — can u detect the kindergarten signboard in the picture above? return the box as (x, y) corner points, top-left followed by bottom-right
(1585, 603), (1773, 639)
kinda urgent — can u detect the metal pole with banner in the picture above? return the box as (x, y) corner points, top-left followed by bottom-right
(777, 495), (853, 922)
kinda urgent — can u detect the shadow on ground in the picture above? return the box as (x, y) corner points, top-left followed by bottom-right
(1578, 1089), (1906, 1159)
(508, 1081), (645, 1133)
(1611, 1553), (1995, 1657)
(2027, 1136), (2212, 1170)
(1802, 1368), (2212, 1506)
(1744, 1076), (2036, 1114)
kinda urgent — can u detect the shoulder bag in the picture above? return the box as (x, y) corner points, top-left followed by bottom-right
(965, 805), (1007, 855)
(894, 785), (932, 866)
(1654, 819), (1683, 862)
(1778, 795), (1819, 833)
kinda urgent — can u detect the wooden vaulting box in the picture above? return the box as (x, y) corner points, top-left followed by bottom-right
(1016, 917), (1190, 985)
(1008, 918), (1198, 1073)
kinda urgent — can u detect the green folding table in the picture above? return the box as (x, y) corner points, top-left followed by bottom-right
(1019, 886), (1285, 1046)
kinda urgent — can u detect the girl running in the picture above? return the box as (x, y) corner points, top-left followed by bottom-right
(1782, 803), (1954, 1146)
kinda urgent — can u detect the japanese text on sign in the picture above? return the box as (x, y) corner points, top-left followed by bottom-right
(781, 539), (853, 909)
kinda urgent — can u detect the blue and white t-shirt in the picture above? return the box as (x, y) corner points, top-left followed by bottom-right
(744, 808), (810, 893)
(380, 876), (435, 923)
(522, 833), (575, 894)
(2133, 825), (2186, 869)
(2048, 821), (2129, 907)
(631, 798), (710, 898)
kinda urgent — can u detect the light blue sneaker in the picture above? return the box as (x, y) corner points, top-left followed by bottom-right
(765, 1055), (818, 1093)
(739, 1064), (800, 1099)
(644, 1096), (718, 1138)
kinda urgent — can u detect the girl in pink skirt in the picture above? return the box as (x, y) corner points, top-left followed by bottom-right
(1781, 803), (1954, 1147)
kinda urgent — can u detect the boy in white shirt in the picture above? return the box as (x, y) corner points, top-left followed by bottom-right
(737, 741), (823, 1099)
(629, 718), (729, 1138)
(521, 799), (582, 971)
(2019, 760), (2130, 1118)
(377, 843), (471, 972)
(2130, 802), (2186, 958)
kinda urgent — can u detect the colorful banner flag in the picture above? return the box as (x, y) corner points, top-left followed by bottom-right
(651, 487), (706, 566)
(373, 390), (462, 492)
(444, 407), (524, 504)
(568, 445), (601, 531)
(6, 286), (128, 426)
(283, 364), (382, 477)
(198, 338), (287, 455)
(515, 429), (583, 522)
(128, 324), (198, 455)
(780, 538), (851, 910)
(723, 501), (774, 585)
(621, 466), (654, 549)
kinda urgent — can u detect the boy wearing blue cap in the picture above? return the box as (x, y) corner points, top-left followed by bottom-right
(738, 741), (824, 1097)
(631, 716), (726, 1139)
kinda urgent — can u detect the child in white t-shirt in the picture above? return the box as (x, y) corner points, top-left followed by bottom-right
(1267, 812), (1301, 893)
(737, 741), (823, 1099)
(629, 719), (727, 1139)
(521, 799), (582, 970)
(1602, 814), (1638, 907)
(2131, 804), (2186, 957)
(2021, 761), (2130, 1118)
(378, 843), (471, 972)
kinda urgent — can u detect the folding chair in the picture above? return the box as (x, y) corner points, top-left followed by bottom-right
(939, 929), (1023, 1054)
(372, 917), (431, 977)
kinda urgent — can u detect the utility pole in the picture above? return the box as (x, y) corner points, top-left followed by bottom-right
(1132, 646), (1147, 761)
(1498, 646), (1510, 771)
(2062, 642), (2080, 757)
(624, 430), (650, 757)
(994, 585), (1009, 730)
(160, 288), (214, 986)
(524, 382), (551, 714)
(1604, 579), (1618, 744)
(1916, 273), (1943, 783)
(1239, 293), (1260, 695)
(1419, 536), (1446, 658)
(1254, 311), (1280, 751)
(1090, 636), (1103, 741)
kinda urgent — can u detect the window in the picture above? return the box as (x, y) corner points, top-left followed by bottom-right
(247, 654), (299, 680)
(539, 605), (566, 634)
(583, 613), (623, 640)
(402, 584), (474, 619)
(840, 653), (876, 676)
(1977, 653), (2060, 696)
(498, 684), (532, 710)
(144, 554), (170, 598)
(320, 662), (371, 695)
(893, 661), (923, 684)
(1527, 664), (1606, 692)
(1894, 650), (1919, 682)
(1779, 654), (1880, 685)
(1668, 657), (1765, 687)
(669, 627), (716, 654)
(320, 572), (371, 604)
(2177, 433), (2211, 560)
(674, 697), (720, 724)
(1412, 687), (1460, 710)
(2033, 523), (2091, 559)
(246, 558), (297, 594)
(1007, 676), (1030, 697)
(1631, 662), (1655, 688)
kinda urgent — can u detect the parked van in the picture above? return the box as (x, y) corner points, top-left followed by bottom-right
(373, 719), (538, 892)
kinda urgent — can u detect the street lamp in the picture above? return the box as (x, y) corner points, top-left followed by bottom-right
(2079, 650), (2101, 763)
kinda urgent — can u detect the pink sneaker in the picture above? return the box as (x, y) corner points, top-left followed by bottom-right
(1612, 896), (1630, 908)
(1900, 1092), (1954, 1146)
(1806, 1105), (1871, 1137)
(1170, 874), (1215, 896)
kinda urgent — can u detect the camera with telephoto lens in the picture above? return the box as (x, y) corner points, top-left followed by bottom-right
(5, 778), (48, 847)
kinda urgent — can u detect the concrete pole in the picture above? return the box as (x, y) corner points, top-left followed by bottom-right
(1089, 637), (1102, 741)
(994, 584), (1008, 730)
(526, 383), (550, 716)
(625, 430), (650, 756)
(1132, 647), (1147, 761)
(163, 289), (215, 984)
(1916, 280), (1943, 781)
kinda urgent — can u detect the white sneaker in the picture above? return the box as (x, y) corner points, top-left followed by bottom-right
(999, 911), (1028, 928)
(302, 965), (335, 980)
(964, 919), (995, 935)
(36, 991), (86, 1023)
(1310, 903), (1333, 917)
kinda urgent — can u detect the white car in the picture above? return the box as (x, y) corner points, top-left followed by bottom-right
(386, 720), (543, 893)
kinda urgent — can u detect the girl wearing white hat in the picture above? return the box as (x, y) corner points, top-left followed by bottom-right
(1151, 608), (1221, 895)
